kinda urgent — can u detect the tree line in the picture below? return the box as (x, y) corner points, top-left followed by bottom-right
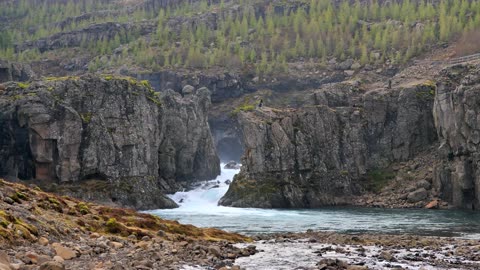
(1, 0), (480, 75)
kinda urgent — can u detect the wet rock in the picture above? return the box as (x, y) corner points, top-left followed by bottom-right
(224, 180), (231, 185)
(347, 266), (368, 270)
(380, 251), (395, 262)
(224, 161), (241, 170)
(407, 188), (428, 203)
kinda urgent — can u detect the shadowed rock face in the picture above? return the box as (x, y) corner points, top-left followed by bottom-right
(220, 82), (437, 208)
(434, 64), (480, 210)
(0, 75), (219, 210)
(0, 61), (35, 83)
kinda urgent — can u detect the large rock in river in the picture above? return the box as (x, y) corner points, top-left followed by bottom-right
(219, 81), (437, 208)
(0, 75), (220, 210)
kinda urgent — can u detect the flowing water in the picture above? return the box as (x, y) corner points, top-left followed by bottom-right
(149, 166), (480, 239)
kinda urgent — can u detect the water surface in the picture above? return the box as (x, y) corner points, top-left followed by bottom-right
(149, 166), (480, 238)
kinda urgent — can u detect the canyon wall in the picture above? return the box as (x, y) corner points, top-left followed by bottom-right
(220, 81), (437, 208)
(0, 75), (219, 210)
(434, 64), (480, 210)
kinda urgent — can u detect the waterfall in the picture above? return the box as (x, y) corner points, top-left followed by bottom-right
(168, 165), (239, 211)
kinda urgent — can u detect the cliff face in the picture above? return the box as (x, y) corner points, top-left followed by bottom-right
(220, 82), (437, 208)
(434, 65), (480, 210)
(0, 75), (219, 210)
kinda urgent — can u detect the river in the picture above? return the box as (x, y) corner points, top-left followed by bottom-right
(148, 165), (480, 239)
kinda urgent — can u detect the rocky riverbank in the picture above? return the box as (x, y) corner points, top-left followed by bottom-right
(235, 232), (480, 270)
(0, 179), (255, 270)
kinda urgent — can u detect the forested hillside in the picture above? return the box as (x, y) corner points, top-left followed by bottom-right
(1, 0), (480, 75)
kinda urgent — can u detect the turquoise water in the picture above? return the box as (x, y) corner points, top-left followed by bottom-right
(149, 167), (480, 238)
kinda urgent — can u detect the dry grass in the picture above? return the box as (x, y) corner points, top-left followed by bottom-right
(0, 179), (250, 246)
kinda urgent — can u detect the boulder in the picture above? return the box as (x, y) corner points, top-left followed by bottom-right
(182, 85), (195, 95)
(379, 251), (395, 261)
(108, 241), (123, 249)
(407, 188), (428, 203)
(52, 243), (77, 260)
(336, 59), (354, 70)
(38, 237), (49, 246)
(425, 200), (439, 209)
(416, 180), (432, 190)
(351, 62), (362, 70)
(224, 161), (240, 170)
(344, 70), (355, 76)
(208, 246), (222, 258)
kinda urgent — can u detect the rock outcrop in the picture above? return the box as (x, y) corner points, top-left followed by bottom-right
(15, 22), (155, 53)
(220, 81), (437, 208)
(433, 64), (480, 210)
(0, 61), (35, 83)
(0, 75), (219, 210)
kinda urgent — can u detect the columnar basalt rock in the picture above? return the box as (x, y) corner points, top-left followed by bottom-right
(433, 64), (480, 210)
(0, 75), (219, 210)
(220, 81), (437, 208)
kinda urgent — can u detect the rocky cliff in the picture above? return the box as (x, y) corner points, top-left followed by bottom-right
(0, 75), (219, 210)
(220, 81), (438, 208)
(434, 64), (480, 210)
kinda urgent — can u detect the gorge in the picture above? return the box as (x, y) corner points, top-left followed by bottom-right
(2, 0), (480, 269)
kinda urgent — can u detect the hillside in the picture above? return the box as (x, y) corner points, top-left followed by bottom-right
(1, 0), (480, 77)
